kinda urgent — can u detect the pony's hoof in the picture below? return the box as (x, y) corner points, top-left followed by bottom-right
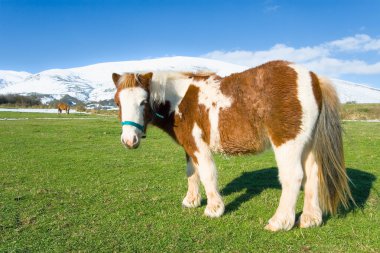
(204, 201), (224, 218)
(299, 213), (322, 228)
(182, 194), (201, 208)
(265, 214), (295, 231)
(264, 223), (279, 232)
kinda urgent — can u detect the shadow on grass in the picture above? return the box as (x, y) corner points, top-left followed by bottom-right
(221, 167), (376, 215)
(221, 167), (280, 214)
(342, 168), (377, 213)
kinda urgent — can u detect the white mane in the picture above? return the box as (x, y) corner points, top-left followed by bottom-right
(149, 71), (191, 108)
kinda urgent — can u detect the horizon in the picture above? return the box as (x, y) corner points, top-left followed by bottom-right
(1, 0), (380, 88)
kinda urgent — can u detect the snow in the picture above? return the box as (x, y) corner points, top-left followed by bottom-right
(0, 70), (31, 88)
(0, 56), (379, 104)
(331, 79), (380, 103)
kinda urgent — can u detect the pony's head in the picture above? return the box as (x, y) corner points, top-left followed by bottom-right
(112, 72), (153, 149)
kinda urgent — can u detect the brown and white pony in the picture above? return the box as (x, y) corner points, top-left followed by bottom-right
(112, 60), (353, 231)
(57, 102), (70, 114)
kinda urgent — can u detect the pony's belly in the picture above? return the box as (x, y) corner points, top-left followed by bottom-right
(216, 117), (270, 155)
(218, 138), (270, 155)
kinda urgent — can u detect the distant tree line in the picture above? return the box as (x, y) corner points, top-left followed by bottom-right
(0, 94), (42, 106)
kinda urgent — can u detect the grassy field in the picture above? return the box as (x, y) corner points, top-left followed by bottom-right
(341, 104), (380, 120)
(0, 112), (379, 252)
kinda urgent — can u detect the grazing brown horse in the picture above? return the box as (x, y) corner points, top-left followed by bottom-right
(57, 102), (70, 114)
(112, 60), (353, 231)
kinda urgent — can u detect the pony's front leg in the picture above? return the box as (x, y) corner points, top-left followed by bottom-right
(189, 148), (224, 218)
(186, 124), (224, 217)
(192, 152), (224, 217)
(182, 154), (201, 208)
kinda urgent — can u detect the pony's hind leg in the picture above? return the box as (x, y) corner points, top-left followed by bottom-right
(265, 140), (304, 231)
(182, 154), (202, 208)
(300, 150), (322, 228)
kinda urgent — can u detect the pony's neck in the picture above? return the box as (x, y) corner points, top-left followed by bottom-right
(150, 72), (193, 114)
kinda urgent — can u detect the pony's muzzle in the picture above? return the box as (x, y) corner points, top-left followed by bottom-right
(121, 134), (140, 149)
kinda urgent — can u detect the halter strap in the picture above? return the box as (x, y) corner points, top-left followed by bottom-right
(154, 112), (165, 119)
(121, 121), (145, 132)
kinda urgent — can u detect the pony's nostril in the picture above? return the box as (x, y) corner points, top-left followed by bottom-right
(127, 140), (134, 147)
(133, 135), (138, 145)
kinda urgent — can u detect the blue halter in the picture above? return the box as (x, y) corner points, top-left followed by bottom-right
(120, 113), (164, 132)
(121, 121), (145, 131)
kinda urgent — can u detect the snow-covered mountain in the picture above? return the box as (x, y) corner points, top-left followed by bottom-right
(0, 70), (31, 89)
(0, 57), (245, 103)
(0, 56), (379, 104)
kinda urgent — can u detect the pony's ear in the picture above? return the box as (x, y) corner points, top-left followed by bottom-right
(142, 72), (153, 80)
(139, 72), (153, 89)
(112, 73), (121, 87)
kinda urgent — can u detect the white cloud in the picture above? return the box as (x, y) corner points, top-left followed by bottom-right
(326, 34), (380, 52)
(202, 34), (380, 78)
(305, 58), (380, 77)
(263, 0), (280, 13)
(204, 44), (329, 66)
(264, 5), (280, 13)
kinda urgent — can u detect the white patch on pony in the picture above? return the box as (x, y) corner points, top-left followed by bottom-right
(266, 64), (320, 231)
(195, 77), (232, 152)
(192, 123), (224, 217)
(149, 72), (231, 128)
(182, 158), (201, 208)
(290, 64), (320, 140)
(119, 87), (148, 144)
(266, 139), (304, 231)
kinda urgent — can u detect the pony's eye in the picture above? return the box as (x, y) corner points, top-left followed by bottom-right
(140, 100), (148, 106)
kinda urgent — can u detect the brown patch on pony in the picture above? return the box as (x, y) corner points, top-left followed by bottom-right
(263, 61), (302, 147)
(218, 60), (302, 150)
(310, 71), (322, 111)
(172, 85), (211, 164)
(217, 67), (269, 154)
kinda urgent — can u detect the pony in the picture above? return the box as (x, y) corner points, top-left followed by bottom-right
(57, 102), (70, 114)
(112, 60), (353, 231)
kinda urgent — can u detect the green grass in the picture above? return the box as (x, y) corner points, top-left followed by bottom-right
(0, 112), (379, 252)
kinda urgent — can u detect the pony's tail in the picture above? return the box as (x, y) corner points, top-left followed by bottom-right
(312, 77), (354, 214)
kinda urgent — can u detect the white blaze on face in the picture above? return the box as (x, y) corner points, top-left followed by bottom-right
(118, 87), (148, 148)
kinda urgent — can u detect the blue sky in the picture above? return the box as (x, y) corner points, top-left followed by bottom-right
(1, 0), (380, 87)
